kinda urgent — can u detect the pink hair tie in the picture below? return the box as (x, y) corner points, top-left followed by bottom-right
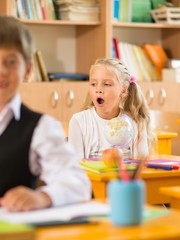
(130, 76), (136, 84)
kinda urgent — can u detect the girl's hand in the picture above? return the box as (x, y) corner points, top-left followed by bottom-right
(0, 186), (52, 212)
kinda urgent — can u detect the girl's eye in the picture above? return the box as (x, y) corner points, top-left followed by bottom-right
(104, 83), (111, 86)
(90, 82), (96, 86)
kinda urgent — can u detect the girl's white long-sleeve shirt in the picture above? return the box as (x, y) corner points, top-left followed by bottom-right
(0, 94), (91, 206)
(68, 107), (148, 160)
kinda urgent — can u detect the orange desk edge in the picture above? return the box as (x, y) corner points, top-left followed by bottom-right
(36, 204), (180, 240)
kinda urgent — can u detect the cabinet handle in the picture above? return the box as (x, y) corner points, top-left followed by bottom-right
(158, 88), (166, 105)
(146, 88), (154, 106)
(51, 90), (59, 108)
(66, 89), (75, 107)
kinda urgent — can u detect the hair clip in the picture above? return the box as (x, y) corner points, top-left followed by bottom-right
(130, 76), (136, 84)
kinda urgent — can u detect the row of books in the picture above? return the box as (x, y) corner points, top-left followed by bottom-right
(113, 0), (154, 23)
(14, 0), (58, 20)
(112, 39), (160, 81)
(11, 0), (100, 21)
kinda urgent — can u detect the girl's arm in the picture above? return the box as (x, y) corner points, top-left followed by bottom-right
(68, 116), (85, 160)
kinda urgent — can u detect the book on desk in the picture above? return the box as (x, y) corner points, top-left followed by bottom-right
(0, 202), (109, 227)
(0, 220), (35, 240)
(80, 158), (180, 174)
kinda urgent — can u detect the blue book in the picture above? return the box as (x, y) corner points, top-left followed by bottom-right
(48, 72), (89, 81)
(113, 0), (120, 21)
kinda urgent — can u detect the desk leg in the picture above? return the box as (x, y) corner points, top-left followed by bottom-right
(158, 139), (171, 154)
(91, 181), (107, 199)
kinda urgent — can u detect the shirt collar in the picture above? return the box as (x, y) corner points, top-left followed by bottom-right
(3, 94), (21, 121)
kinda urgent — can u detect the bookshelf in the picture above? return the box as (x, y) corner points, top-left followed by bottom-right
(0, 0), (180, 126)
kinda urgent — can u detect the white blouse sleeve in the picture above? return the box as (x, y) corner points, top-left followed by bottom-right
(29, 115), (91, 207)
(68, 115), (85, 160)
(133, 121), (149, 158)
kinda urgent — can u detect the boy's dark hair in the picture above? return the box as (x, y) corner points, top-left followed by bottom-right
(0, 15), (33, 63)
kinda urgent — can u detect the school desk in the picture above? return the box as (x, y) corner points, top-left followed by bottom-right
(156, 131), (177, 154)
(86, 155), (180, 205)
(36, 205), (180, 240)
(160, 186), (180, 210)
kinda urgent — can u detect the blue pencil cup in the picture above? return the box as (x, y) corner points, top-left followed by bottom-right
(108, 179), (145, 226)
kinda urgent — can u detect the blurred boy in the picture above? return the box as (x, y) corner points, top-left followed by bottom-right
(0, 15), (91, 212)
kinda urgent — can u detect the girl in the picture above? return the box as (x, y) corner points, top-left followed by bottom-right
(68, 58), (155, 159)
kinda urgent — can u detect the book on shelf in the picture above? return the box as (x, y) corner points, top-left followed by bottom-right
(31, 52), (43, 82)
(112, 38), (120, 59)
(48, 72), (89, 81)
(142, 44), (168, 79)
(40, 0), (57, 20)
(133, 45), (159, 81)
(119, 0), (131, 22)
(34, 50), (49, 82)
(117, 41), (158, 81)
(0, 220), (35, 240)
(33, 0), (43, 20)
(16, 0), (27, 19)
(130, 0), (152, 23)
(113, 0), (120, 22)
(9, 0), (18, 18)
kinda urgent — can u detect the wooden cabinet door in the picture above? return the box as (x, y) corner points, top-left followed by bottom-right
(152, 82), (178, 112)
(61, 81), (89, 124)
(19, 82), (62, 121)
(139, 82), (179, 112)
(139, 82), (155, 109)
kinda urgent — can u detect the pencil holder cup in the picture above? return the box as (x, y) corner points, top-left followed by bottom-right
(108, 179), (145, 226)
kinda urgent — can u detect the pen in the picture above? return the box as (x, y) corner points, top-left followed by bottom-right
(146, 164), (175, 170)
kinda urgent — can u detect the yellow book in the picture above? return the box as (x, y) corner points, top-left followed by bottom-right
(0, 221), (35, 240)
(80, 159), (118, 173)
(34, 50), (49, 82)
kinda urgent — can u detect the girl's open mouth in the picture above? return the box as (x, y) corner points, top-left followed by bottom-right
(97, 98), (104, 104)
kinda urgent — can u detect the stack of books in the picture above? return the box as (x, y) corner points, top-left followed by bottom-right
(56, 0), (100, 21)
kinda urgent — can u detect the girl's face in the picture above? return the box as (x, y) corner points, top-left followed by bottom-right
(0, 48), (31, 111)
(89, 65), (123, 119)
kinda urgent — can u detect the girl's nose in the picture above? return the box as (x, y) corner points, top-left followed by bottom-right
(96, 88), (103, 93)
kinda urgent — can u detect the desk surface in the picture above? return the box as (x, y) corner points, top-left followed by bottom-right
(36, 206), (180, 240)
(156, 131), (178, 139)
(86, 155), (180, 204)
(87, 154), (180, 182)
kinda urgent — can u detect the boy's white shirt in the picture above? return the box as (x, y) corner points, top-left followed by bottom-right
(68, 107), (149, 160)
(0, 94), (91, 206)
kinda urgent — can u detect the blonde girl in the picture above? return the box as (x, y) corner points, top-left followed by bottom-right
(68, 58), (155, 159)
